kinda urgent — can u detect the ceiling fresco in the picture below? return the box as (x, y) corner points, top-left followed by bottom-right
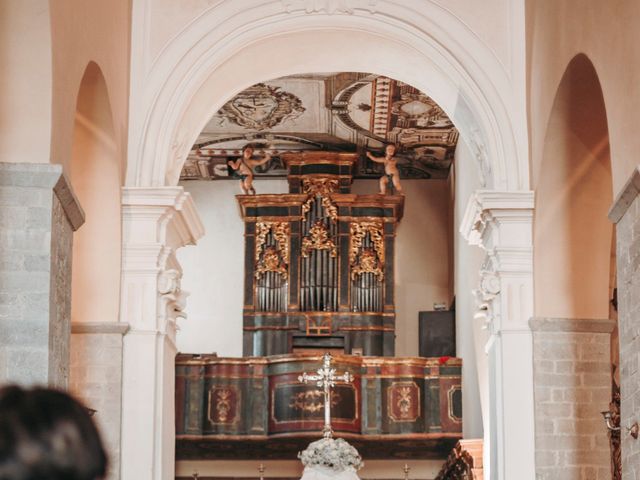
(181, 72), (459, 181)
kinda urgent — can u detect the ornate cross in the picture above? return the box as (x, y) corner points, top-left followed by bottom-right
(298, 353), (354, 438)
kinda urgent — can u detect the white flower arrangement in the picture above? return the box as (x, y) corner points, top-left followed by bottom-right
(298, 438), (364, 471)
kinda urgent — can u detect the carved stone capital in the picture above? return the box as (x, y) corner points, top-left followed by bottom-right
(460, 190), (534, 252)
(462, 190), (534, 335)
(121, 187), (204, 337)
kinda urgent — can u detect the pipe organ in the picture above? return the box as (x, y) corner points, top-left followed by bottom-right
(176, 151), (463, 460)
(238, 152), (404, 356)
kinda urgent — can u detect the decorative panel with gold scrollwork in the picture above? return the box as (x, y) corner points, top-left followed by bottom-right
(176, 353), (462, 460)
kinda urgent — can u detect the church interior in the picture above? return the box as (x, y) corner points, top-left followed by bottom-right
(1, 1), (639, 480)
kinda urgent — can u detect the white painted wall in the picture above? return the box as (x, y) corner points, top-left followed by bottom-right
(453, 141), (487, 439)
(352, 180), (453, 357)
(177, 179), (288, 356)
(0, 0), (52, 164)
(177, 179), (453, 357)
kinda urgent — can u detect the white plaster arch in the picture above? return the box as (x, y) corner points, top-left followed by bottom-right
(127, 0), (527, 191)
(121, 3), (536, 479)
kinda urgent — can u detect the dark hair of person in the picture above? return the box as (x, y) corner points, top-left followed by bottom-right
(0, 385), (107, 480)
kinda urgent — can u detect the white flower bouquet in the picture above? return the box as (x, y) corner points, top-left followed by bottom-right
(298, 438), (364, 471)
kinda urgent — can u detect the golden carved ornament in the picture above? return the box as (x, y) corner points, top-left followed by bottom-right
(301, 220), (337, 258)
(302, 177), (339, 196)
(349, 221), (385, 281)
(255, 222), (290, 279)
(255, 246), (288, 280)
(301, 178), (338, 221)
(215, 388), (233, 423)
(397, 386), (413, 418)
(289, 390), (340, 414)
(351, 247), (383, 281)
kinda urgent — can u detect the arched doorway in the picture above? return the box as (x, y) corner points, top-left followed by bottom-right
(121, 5), (535, 479)
(531, 53), (616, 479)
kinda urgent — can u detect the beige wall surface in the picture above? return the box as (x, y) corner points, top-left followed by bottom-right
(527, 0), (640, 196)
(176, 179), (453, 357)
(0, 0), (52, 164)
(532, 54), (613, 320)
(49, 0), (131, 177)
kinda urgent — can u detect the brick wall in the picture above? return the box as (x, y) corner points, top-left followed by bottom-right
(70, 323), (128, 480)
(610, 167), (640, 480)
(0, 163), (83, 387)
(530, 318), (614, 480)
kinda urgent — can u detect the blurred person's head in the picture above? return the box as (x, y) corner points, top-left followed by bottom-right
(0, 385), (107, 480)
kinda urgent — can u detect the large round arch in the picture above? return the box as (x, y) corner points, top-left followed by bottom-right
(120, 3), (535, 479)
(126, 1), (527, 191)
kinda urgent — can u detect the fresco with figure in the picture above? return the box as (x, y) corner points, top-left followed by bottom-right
(180, 72), (459, 182)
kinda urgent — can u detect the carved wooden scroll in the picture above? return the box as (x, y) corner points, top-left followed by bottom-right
(435, 439), (483, 480)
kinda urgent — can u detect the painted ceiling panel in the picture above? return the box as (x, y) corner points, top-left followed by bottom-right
(182, 73), (458, 181)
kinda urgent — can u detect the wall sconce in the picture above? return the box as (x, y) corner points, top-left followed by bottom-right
(601, 411), (639, 439)
(601, 411), (620, 432)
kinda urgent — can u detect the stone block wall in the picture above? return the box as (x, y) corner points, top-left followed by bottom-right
(70, 323), (128, 480)
(531, 318), (614, 480)
(0, 163), (83, 387)
(610, 167), (640, 480)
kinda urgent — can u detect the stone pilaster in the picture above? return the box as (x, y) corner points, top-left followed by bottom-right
(461, 190), (535, 480)
(0, 163), (84, 388)
(119, 187), (204, 480)
(530, 317), (614, 480)
(609, 166), (640, 480)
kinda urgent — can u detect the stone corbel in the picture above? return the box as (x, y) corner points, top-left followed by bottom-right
(473, 251), (501, 333)
(460, 194), (487, 247)
(158, 268), (189, 339)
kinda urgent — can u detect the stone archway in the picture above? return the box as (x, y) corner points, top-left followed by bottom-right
(121, 3), (535, 479)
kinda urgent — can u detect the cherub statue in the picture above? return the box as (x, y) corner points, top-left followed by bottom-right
(366, 144), (403, 195)
(227, 145), (272, 195)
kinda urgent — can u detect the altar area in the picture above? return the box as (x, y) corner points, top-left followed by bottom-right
(175, 152), (462, 464)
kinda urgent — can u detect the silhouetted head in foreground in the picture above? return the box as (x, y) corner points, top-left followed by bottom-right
(0, 385), (107, 480)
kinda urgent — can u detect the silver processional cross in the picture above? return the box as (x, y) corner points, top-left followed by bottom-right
(298, 353), (354, 439)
